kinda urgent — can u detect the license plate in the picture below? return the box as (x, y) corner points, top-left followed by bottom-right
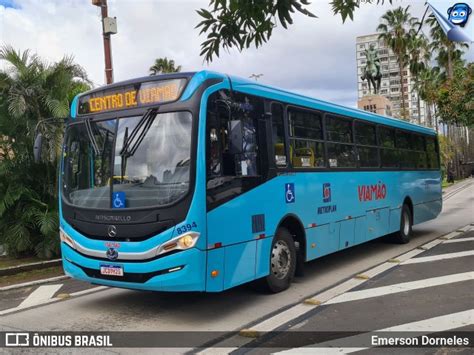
(100, 264), (123, 276)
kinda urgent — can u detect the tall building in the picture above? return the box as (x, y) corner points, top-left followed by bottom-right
(356, 34), (427, 125)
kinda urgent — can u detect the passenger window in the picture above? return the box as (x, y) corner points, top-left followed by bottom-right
(379, 126), (398, 168)
(412, 135), (427, 169)
(379, 127), (395, 148)
(355, 122), (376, 146)
(381, 149), (399, 168)
(325, 115), (352, 143)
(426, 137), (440, 169)
(397, 131), (416, 169)
(288, 108), (323, 140)
(290, 139), (325, 168)
(287, 108), (325, 168)
(396, 131), (412, 150)
(272, 103), (287, 167)
(358, 147), (379, 168)
(355, 122), (378, 168)
(327, 143), (356, 168)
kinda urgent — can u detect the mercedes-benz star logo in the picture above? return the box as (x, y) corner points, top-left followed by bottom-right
(107, 225), (117, 238)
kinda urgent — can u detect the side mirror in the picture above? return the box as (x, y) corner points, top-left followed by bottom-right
(33, 133), (43, 163)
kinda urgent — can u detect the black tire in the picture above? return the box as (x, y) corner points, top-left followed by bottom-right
(263, 227), (297, 293)
(393, 204), (412, 244)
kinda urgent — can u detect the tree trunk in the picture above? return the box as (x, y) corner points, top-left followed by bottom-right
(399, 58), (407, 120)
(416, 76), (421, 125)
(447, 48), (453, 81)
(427, 103), (432, 128)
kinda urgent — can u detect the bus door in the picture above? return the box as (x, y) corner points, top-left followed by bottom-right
(204, 89), (270, 291)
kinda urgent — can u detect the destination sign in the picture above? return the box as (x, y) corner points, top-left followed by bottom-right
(77, 78), (187, 115)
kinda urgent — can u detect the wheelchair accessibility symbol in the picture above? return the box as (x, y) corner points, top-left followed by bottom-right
(285, 183), (295, 203)
(112, 192), (126, 209)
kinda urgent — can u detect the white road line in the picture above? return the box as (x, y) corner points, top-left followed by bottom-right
(69, 286), (108, 297)
(198, 225), (474, 351)
(18, 284), (63, 308)
(443, 237), (474, 244)
(0, 285), (107, 316)
(325, 272), (474, 305)
(439, 231), (462, 240)
(276, 309), (474, 354)
(0, 275), (69, 292)
(419, 239), (444, 250)
(401, 250), (474, 264)
(252, 278), (367, 332)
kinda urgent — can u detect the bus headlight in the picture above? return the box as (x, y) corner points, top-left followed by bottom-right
(59, 228), (76, 249)
(159, 232), (200, 255)
(178, 234), (195, 248)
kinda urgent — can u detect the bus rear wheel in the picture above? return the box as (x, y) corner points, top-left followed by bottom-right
(264, 227), (296, 293)
(393, 204), (412, 244)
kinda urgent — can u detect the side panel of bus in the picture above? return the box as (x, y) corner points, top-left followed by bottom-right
(203, 84), (441, 292)
(206, 169), (441, 290)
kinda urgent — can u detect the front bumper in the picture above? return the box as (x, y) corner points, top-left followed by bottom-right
(61, 243), (206, 292)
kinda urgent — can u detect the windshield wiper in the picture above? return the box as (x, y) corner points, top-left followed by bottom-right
(119, 108), (158, 182)
(85, 118), (100, 155)
(120, 108), (158, 158)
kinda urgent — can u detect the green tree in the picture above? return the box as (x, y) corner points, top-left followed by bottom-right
(438, 134), (455, 179)
(149, 57), (182, 75)
(0, 45), (90, 258)
(197, 0), (392, 62)
(426, 14), (469, 81)
(407, 31), (430, 124)
(416, 67), (442, 129)
(436, 63), (474, 128)
(377, 6), (417, 120)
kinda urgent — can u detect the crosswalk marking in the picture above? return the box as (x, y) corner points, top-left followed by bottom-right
(18, 284), (63, 308)
(401, 250), (474, 264)
(325, 272), (474, 305)
(276, 309), (474, 354)
(443, 236), (474, 244)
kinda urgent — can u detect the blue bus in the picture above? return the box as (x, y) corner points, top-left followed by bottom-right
(58, 71), (442, 293)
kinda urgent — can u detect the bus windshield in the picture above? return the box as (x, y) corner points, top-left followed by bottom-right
(62, 111), (193, 209)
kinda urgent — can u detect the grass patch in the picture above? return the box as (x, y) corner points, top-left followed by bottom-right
(0, 266), (64, 288)
(0, 256), (44, 269)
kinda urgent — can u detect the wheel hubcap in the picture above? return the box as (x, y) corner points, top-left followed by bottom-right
(271, 240), (292, 280)
(403, 211), (410, 235)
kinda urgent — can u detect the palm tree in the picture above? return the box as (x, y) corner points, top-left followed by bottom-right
(377, 6), (417, 120)
(426, 14), (469, 81)
(416, 67), (441, 130)
(149, 57), (182, 75)
(0, 45), (90, 258)
(407, 31), (430, 124)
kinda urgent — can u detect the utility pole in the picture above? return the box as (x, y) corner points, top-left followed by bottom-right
(92, 0), (117, 84)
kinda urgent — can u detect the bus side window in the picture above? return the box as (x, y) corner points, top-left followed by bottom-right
(206, 90), (262, 180)
(271, 103), (287, 167)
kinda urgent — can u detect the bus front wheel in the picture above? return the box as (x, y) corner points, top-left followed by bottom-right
(393, 204), (412, 244)
(264, 227), (296, 293)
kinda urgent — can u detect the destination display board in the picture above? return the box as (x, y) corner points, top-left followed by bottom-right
(77, 78), (187, 115)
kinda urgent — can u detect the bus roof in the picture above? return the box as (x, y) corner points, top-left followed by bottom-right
(73, 70), (435, 136)
(222, 72), (436, 136)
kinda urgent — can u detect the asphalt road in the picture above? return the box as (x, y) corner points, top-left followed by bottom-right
(0, 179), (473, 353)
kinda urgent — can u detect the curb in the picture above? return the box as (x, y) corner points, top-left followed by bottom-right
(0, 259), (62, 277)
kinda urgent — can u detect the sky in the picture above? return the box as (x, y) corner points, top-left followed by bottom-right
(0, 0), (473, 108)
